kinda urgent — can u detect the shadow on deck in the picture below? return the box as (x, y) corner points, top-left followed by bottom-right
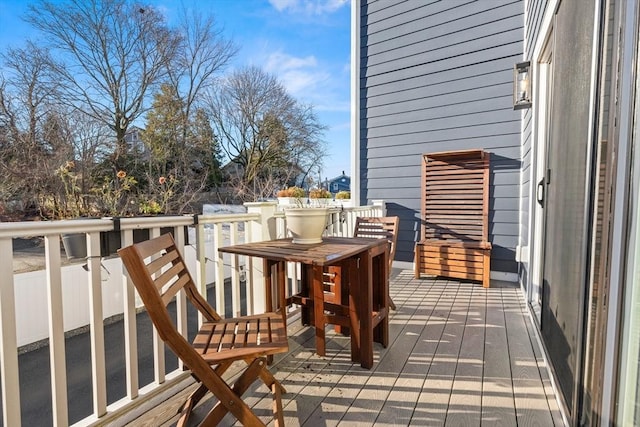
(131, 271), (565, 426)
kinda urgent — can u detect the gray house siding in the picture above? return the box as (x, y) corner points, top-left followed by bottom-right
(359, 0), (524, 275)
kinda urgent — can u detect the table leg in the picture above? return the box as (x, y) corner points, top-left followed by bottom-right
(347, 256), (360, 364)
(360, 251), (373, 369)
(312, 265), (326, 356)
(263, 259), (274, 313)
(373, 250), (389, 347)
(301, 265), (312, 326)
(275, 260), (287, 323)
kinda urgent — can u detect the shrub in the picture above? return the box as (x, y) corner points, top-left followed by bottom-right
(335, 190), (350, 199)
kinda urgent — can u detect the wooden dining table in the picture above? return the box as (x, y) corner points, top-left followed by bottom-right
(218, 236), (389, 369)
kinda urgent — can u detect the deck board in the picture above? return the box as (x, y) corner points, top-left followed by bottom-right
(149, 271), (564, 427)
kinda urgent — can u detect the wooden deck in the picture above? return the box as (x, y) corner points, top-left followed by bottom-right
(135, 271), (565, 426)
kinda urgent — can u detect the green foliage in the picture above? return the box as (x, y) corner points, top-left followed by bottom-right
(139, 199), (163, 215)
(335, 190), (351, 199)
(91, 170), (138, 217)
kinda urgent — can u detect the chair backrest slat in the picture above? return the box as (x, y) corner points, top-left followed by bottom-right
(354, 216), (399, 266)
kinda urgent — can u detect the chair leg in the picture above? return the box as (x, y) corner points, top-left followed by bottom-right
(272, 381), (285, 427)
(176, 383), (208, 427)
(249, 357), (287, 395)
(388, 296), (396, 310)
(176, 361), (234, 426)
(201, 357), (267, 426)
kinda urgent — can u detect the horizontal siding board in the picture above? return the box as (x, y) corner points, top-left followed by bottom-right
(363, 43), (522, 83)
(362, 0), (476, 33)
(363, 57), (517, 99)
(364, 135), (522, 159)
(491, 197), (520, 211)
(363, 85), (513, 122)
(362, 122), (521, 148)
(366, 28), (524, 76)
(364, 108), (518, 139)
(363, 75), (511, 112)
(361, 0), (428, 17)
(364, 9), (523, 62)
(364, 1), (519, 46)
(489, 211), (519, 224)
(491, 226), (520, 241)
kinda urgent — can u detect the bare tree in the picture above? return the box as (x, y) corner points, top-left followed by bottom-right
(207, 66), (326, 202)
(0, 42), (72, 215)
(167, 5), (237, 144)
(25, 0), (180, 163)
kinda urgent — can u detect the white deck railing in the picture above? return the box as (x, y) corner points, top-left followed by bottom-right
(0, 201), (384, 426)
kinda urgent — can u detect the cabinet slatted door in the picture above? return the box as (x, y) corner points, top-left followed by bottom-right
(415, 149), (491, 287)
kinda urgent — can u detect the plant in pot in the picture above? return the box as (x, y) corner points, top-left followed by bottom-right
(308, 188), (333, 207)
(283, 188), (331, 244)
(335, 190), (350, 200)
(60, 168), (137, 259)
(335, 190), (352, 207)
(276, 186), (306, 206)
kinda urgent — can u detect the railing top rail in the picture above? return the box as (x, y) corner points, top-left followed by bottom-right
(118, 215), (195, 230)
(0, 218), (113, 238)
(197, 213), (261, 224)
(0, 212), (265, 239)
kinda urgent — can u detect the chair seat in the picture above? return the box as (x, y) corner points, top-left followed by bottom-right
(196, 313), (289, 364)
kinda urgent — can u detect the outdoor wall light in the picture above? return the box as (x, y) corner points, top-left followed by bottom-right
(513, 61), (532, 110)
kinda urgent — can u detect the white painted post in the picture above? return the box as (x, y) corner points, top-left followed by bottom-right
(87, 231), (107, 417)
(0, 237), (20, 427)
(244, 202), (278, 314)
(45, 234), (69, 426)
(372, 199), (386, 217)
(120, 229), (139, 399)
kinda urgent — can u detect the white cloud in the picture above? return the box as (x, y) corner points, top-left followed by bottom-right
(265, 51), (329, 97)
(268, 0), (349, 15)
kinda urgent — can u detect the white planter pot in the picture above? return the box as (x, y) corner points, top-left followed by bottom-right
(309, 198), (331, 207)
(284, 207), (329, 244)
(277, 197), (298, 206)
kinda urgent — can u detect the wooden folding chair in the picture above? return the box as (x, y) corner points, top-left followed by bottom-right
(118, 234), (288, 427)
(324, 215), (399, 326)
(353, 216), (399, 309)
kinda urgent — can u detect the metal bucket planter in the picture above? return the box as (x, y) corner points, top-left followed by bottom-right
(284, 207), (329, 244)
(61, 233), (88, 259)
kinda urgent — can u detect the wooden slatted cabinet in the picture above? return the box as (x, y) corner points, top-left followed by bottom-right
(415, 149), (492, 288)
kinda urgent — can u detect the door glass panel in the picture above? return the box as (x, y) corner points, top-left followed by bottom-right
(540, 0), (596, 414)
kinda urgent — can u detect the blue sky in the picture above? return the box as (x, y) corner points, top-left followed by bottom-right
(0, 0), (352, 181)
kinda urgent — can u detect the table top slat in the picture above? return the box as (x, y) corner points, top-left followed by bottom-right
(219, 237), (385, 266)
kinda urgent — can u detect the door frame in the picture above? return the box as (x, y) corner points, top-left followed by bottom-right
(525, 0), (605, 423)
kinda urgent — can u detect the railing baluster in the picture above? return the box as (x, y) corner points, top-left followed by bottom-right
(195, 221), (208, 326)
(214, 223), (225, 316)
(230, 222), (241, 317)
(174, 227), (188, 370)
(0, 237), (20, 427)
(246, 220), (255, 315)
(148, 227), (166, 385)
(121, 229), (139, 399)
(87, 231), (107, 417)
(45, 234), (69, 427)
